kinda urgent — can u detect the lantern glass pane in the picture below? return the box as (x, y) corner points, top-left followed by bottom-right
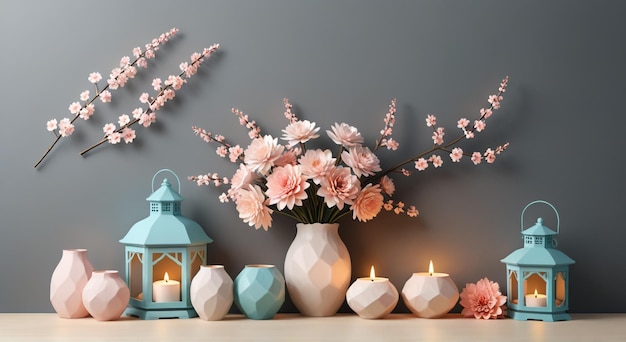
(555, 272), (566, 306)
(189, 250), (205, 280)
(509, 270), (519, 304)
(152, 253), (182, 284)
(128, 251), (143, 300)
(523, 272), (547, 298)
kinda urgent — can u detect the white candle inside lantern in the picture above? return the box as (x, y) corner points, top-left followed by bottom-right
(346, 265), (399, 319)
(153, 272), (180, 302)
(525, 289), (547, 307)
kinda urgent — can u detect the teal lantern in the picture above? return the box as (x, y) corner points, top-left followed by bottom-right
(120, 169), (213, 319)
(501, 200), (575, 321)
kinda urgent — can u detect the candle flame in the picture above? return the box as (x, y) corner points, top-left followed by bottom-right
(370, 265), (376, 280)
(164, 272), (170, 283)
(534, 289), (538, 298)
(428, 260), (434, 276)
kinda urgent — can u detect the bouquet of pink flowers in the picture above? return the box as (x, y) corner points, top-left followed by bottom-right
(190, 77), (509, 231)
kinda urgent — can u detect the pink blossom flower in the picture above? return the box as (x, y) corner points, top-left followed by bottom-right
(474, 120), (486, 132)
(80, 90), (90, 102)
(107, 132), (122, 144)
(103, 123), (116, 135)
(480, 108), (492, 119)
(121, 127), (136, 143)
(460, 277), (507, 320)
(299, 149), (336, 184)
(394, 201), (405, 214)
(341, 146), (381, 177)
(274, 150), (298, 167)
(471, 152), (482, 165)
(450, 147), (463, 162)
(236, 185), (273, 231)
(384, 138), (399, 151)
(415, 158), (428, 171)
(216, 146), (227, 158)
(165, 75), (185, 90)
(326, 122), (364, 147)
(383, 200), (394, 211)
(139, 93), (150, 104)
(152, 78), (162, 91)
(351, 184), (383, 222)
(317, 166), (360, 210)
(426, 114), (437, 127)
(265, 164), (310, 210)
(79, 104), (95, 120)
(485, 148), (496, 163)
(58, 118), (74, 137)
(118, 114), (130, 127)
(228, 145), (244, 163)
(100, 90), (112, 103)
(281, 120), (320, 147)
(430, 155), (443, 168)
(68, 102), (82, 115)
(379, 175), (395, 196)
(432, 127), (445, 145)
(244, 135), (285, 175)
(407, 206), (419, 217)
(132, 108), (144, 119)
(46, 119), (57, 131)
(457, 118), (469, 129)
(229, 164), (258, 198)
(88, 72), (102, 83)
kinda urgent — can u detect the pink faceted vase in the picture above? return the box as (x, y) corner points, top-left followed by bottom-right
(50, 249), (94, 318)
(82, 270), (130, 321)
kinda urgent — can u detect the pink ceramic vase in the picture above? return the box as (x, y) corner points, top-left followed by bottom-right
(50, 249), (94, 318)
(82, 270), (130, 321)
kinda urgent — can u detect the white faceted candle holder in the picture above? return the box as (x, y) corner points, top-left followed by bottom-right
(346, 277), (399, 319)
(401, 272), (459, 318)
(190, 265), (233, 321)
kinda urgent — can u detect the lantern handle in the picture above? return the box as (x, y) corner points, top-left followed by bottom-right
(520, 200), (559, 233)
(151, 168), (181, 194)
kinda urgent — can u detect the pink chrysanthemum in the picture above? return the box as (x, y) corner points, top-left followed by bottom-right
(317, 166), (360, 210)
(265, 164), (309, 210)
(379, 175), (395, 196)
(299, 149), (336, 185)
(326, 122), (364, 147)
(281, 120), (320, 147)
(341, 146), (381, 177)
(459, 277), (507, 320)
(351, 184), (383, 222)
(244, 135), (284, 175)
(236, 185), (273, 231)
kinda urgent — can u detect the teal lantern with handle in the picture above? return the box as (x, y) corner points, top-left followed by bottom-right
(120, 169), (213, 319)
(501, 200), (575, 321)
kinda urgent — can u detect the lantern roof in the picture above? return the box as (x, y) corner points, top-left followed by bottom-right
(147, 179), (183, 202)
(501, 247), (575, 266)
(522, 218), (557, 236)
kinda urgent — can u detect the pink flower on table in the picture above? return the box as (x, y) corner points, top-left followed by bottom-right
(450, 147), (463, 162)
(118, 114), (130, 127)
(88, 72), (102, 84)
(379, 175), (395, 196)
(103, 123), (116, 135)
(107, 132), (122, 144)
(459, 277), (507, 320)
(299, 149), (336, 185)
(351, 184), (383, 222)
(244, 135), (285, 175)
(426, 114), (437, 127)
(415, 158), (428, 171)
(265, 164), (309, 210)
(281, 120), (320, 147)
(341, 146), (382, 177)
(430, 155), (443, 168)
(317, 166), (360, 210)
(121, 127), (136, 143)
(471, 152), (482, 165)
(236, 185), (273, 231)
(100, 90), (112, 103)
(58, 118), (74, 137)
(68, 102), (82, 115)
(46, 119), (57, 131)
(326, 122), (364, 147)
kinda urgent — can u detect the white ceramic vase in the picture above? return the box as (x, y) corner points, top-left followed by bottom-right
(82, 270), (130, 321)
(284, 223), (351, 316)
(190, 265), (234, 321)
(50, 249), (94, 318)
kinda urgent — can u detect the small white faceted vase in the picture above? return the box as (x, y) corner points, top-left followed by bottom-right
(284, 223), (351, 316)
(82, 270), (130, 321)
(190, 265), (234, 321)
(50, 249), (94, 318)
(401, 273), (459, 318)
(346, 278), (399, 319)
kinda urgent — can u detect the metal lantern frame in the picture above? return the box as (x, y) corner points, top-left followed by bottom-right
(501, 200), (575, 322)
(120, 169), (213, 319)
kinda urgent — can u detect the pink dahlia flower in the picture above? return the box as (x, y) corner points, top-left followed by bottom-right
(281, 120), (320, 147)
(236, 185), (273, 231)
(299, 149), (336, 185)
(244, 135), (285, 175)
(326, 122), (364, 147)
(351, 184), (383, 222)
(459, 277), (507, 320)
(265, 164), (309, 210)
(317, 166), (360, 210)
(341, 146), (382, 177)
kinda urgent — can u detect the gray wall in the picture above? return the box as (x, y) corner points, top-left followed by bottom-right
(1, 0), (625, 313)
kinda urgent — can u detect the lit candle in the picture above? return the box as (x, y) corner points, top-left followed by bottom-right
(401, 260), (459, 318)
(152, 272), (180, 302)
(346, 265), (399, 319)
(525, 289), (547, 307)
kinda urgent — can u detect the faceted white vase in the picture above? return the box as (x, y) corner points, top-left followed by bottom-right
(284, 223), (351, 316)
(401, 273), (459, 318)
(190, 265), (234, 321)
(50, 249), (94, 318)
(82, 270), (130, 321)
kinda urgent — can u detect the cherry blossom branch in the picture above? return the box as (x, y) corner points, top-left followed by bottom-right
(79, 44), (220, 156)
(34, 28), (179, 168)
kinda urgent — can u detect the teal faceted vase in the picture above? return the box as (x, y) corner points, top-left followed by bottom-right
(234, 265), (285, 320)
